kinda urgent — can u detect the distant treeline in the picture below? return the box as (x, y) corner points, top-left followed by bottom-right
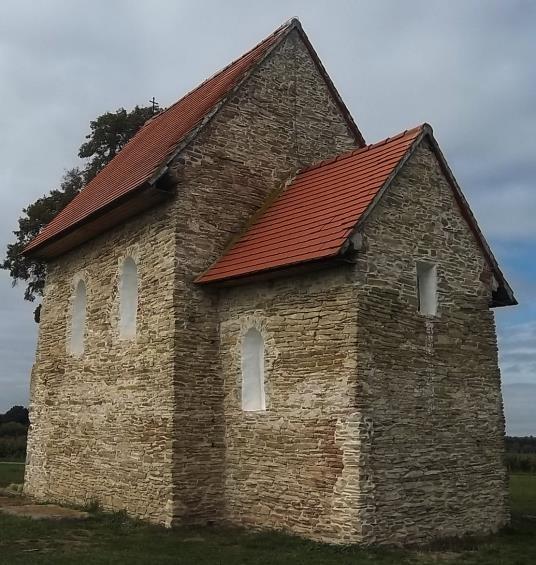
(505, 436), (536, 474)
(0, 406), (29, 461)
(505, 436), (536, 454)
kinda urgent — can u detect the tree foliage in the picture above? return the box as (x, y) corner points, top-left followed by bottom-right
(0, 405), (29, 426)
(0, 406), (28, 461)
(506, 436), (536, 454)
(78, 106), (156, 184)
(2, 105), (160, 311)
(2, 169), (84, 302)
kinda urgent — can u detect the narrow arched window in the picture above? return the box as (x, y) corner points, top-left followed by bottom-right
(416, 261), (438, 316)
(241, 328), (265, 411)
(119, 257), (138, 338)
(70, 279), (86, 356)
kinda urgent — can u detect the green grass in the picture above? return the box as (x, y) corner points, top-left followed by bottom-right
(0, 467), (535, 564)
(0, 462), (24, 487)
(509, 473), (536, 515)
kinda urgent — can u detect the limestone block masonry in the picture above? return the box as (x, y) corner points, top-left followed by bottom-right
(353, 141), (508, 544)
(24, 27), (508, 546)
(218, 270), (362, 543)
(24, 204), (176, 525)
(24, 29), (358, 529)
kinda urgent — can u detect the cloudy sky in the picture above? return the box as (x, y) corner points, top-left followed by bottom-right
(0, 1), (534, 434)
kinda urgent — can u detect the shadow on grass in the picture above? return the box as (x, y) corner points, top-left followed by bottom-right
(1, 472), (535, 564)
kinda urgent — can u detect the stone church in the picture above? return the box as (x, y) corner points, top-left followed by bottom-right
(23, 19), (516, 545)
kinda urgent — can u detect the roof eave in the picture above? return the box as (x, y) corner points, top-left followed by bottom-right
(23, 181), (174, 260)
(196, 252), (347, 287)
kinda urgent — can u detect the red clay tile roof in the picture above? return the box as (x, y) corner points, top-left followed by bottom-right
(27, 18), (362, 256)
(196, 126), (424, 284)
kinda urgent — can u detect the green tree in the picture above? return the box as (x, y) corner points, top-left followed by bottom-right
(0, 405), (29, 426)
(78, 106), (156, 183)
(2, 168), (84, 304)
(2, 105), (160, 318)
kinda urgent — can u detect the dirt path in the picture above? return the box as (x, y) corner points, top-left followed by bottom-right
(0, 491), (90, 520)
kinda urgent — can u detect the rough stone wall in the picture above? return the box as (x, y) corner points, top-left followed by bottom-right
(166, 28), (357, 524)
(25, 28), (358, 527)
(24, 31), (508, 545)
(217, 269), (366, 543)
(354, 140), (508, 545)
(24, 202), (177, 525)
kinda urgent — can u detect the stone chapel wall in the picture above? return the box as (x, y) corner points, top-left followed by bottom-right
(354, 141), (509, 545)
(217, 269), (365, 543)
(24, 27), (359, 527)
(165, 29), (357, 524)
(24, 202), (177, 525)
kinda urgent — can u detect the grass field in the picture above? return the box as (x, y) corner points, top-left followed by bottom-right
(1, 466), (535, 564)
(0, 462), (24, 488)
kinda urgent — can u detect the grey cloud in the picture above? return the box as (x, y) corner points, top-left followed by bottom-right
(470, 182), (536, 240)
(498, 321), (536, 387)
(0, 274), (36, 412)
(503, 383), (536, 436)
(0, 1), (534, 429)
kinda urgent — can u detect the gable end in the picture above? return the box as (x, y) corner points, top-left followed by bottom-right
(24, 18), (363, 260)
(354, 124), (516, 307)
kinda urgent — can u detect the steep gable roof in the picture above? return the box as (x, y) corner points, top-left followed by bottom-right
(197, 124), (516, 307)
(197, 127), (421, 284)
(24, 18), (364, 258)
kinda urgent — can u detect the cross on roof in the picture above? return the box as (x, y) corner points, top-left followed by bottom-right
(149, 97), (159, 114)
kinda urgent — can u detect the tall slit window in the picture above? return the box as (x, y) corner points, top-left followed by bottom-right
(416, 261), (438, 316)
(241, 328), (265, 411)
(70, 279), (87, 356)
(119, 257), (138, 339)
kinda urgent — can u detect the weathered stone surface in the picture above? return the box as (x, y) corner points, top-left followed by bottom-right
(24, 29), (357, 531)
(24, 202), (176, 525)
(165, 29), (356, 525)
(352, 141), (508, 545)
(24, 29), (507, 546)
(218, 269), (361, 543)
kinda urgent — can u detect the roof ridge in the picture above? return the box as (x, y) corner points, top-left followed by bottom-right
(138, 19), (298, 133)
(24, 19), (301, 256)
(105, 19), (299, 165)
(298, 123), (427, 175)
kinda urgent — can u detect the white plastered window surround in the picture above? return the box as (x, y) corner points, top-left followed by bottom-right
(69, 277), (87, 356)
(416, 261), (438, 316)
(119, 256), (138, 339)
(241, 328), (266, 411)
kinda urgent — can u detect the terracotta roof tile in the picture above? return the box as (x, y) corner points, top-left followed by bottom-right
(196, 126), (424, 283)
(24, 20), (294, 255)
